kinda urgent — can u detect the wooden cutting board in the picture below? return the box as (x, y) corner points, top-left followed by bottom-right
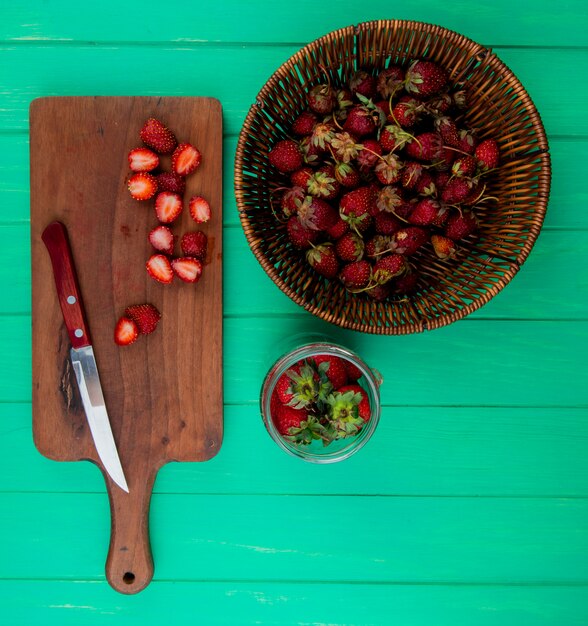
(29, 97), (223, 594)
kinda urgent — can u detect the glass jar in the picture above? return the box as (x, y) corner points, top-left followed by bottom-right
(260, 341), (382, 463)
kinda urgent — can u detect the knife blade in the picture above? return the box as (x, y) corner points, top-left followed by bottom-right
(41, 221), (129, 493)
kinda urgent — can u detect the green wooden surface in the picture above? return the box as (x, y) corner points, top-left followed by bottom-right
(1, 0), (587, 624)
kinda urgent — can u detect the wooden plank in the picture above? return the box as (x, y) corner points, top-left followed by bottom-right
(1, 580), (587, 626)
(2, 0), (588, 47)
(3, 315), (588, 405)
(0, 493), (586, 582)
(0, 46), (586, 136)
(3, 134), (584, 229)
(4, 403), (588, 497)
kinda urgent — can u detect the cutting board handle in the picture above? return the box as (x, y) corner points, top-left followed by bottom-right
(105, 465), (156, 594)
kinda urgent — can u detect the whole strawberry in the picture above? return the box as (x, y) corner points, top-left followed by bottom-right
(306, 243), (340, 279)
(156, 171), (186, 195)
(441, 178), (475, 204)
(391, 95), (422, 127)
(408, 198), (441, 226)
(339, 186), (376, 232)
(313, 355), (348, 390)
(475, 139), (500, 171)
(334, 162), (361, 188)
(356, 138), (382, 170)
(337, 384), (371, 422)
(287, 215), (320, 249)
(308, 83), (336, 115)
(377, 66), (405, 98)
(335, 232), (365, 262)
(373, 254), (406, 284)
(291, 110), (318, 136)
(431, 234), (458, 259)
(406, 132), (443, 161)
(405, 59), (448, 97)
(444, 212), (478, 241)
(274, 404), (309, 436)
(180, 231), (208, 261)
(374, 211), (402, 236)
(140, 118), (177, 154)
(451, 155), (477, 178)
(269, 140), (303, 173)
(339, 260), (372, 290)
(391, 227), (428, 255)
(349, 70), (377, 99)
(343, 104), (378, 137)
(374, 153), (403, 185)
(296, 196), (338, 231)
(434, 116), (460, 147)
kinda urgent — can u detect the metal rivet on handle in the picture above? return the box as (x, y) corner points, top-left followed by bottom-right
(67, 295), (76, 304)
(74, 329), (83, 338)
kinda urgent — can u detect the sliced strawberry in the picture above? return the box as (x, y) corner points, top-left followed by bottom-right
(128, 147), (159, 172)
(124, 303), (161, 335)
(171, 257), (203, 283)
(140, 118), (177, 154)
(172, 143), (202, 176)
(180, 231), (208, 261)
(148, 225), (174, 255)
(189, 196), (211, 223)
(146, 254), (173, 284)
(154, 191), (183, 224)
(128, 172), (157, 201)
(114, 316), (138, 346)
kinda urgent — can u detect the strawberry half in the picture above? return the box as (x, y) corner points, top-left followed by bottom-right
(128, 172), (157, 201)
(172, 143), (202, 176)
(140, 118), (177, 154)
(148, 225), (175, 255)
(171, 257), (203, 283)
(128, 147), (159, 172)
(155, 191), (183, 224)
(114, 317), (138, 346)
(146, 254), (173, 284)
(189, 196), (211, 223)
(124, 303), (161, 335)
(180, 231), (208, 261)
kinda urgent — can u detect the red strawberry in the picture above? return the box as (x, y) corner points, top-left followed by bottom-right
(306, 243), (340, 279)
(156, 171), (186, 195)
(180, 231), (208, 261)
(307, 165), (340, 200)
(451, 155), (477, 178)
(405, 60), (448, 97)
(374, 211), (401, 235)
(393, 270), (419, 294)
(434, 116), (459, 147)
(146, 254), (173, 284)
(375, 152), (403, 185)
(334, 162), (361, 188)
(337, 384), (371, 421)
(274, 364), (302, 405)
(375, 185), (404, 214)
(391, 227), (428, 255)
(379, 125), (414, 152)
(171, 257), (203, 283)
(349, 70), (376, 99)
(148, 225), (174, 255)
(343, 105), (377, 138)
(128, 147), (159, 172)
(310, 122), (336, 152)
(114, 317), (138, 346)
(128, 172), (157, 201)
(415, 171), (436, 197)
(269, 139), (303, 173)
(189, 196), (211, 223)
(433, 146), (456, 172)
(296, 196), (338, 231)
(441, 178), (474, 204)
(291, 110), (318, 136)
(356, 138), (382, 170)
(339, 260), (372, 290)
(431, 234), (458, 259)
(124, 303), (161, 335)
(434, 171), (451, 191)
(401, 161), (425, 190)
(475, 139), (500, 171)
(339, 186), (376, 230)
(366, 282), (392, 302)
(444, 212), (478, 241)
(344, 360), (363, 382)
(406, 132), (443, 161)
(308, 83), (336, 115)
(326, 217), (350, 240)
(274, 404), (309, 436)
(330, 131), (361, 163)
(155, 191), (183, 223)
(280, 186), (305, 217)
(298, 136), (322, 166)
(365, 235), (393, 259)
(140, 118), (177, 154)
(313, 355), (348, 389)
(456, 129), (477, 154)
(172, 143), (202, 176)
(335, 232), (365, 262)
(287, 215), (320, 249)
(290, 167), (314, 189)
(373, 254), (406, 284)
(426, 93), (452, 114)
(391, 95), (422, 127)
(377, 65), (405, 98)
(408, 198), (441, 226)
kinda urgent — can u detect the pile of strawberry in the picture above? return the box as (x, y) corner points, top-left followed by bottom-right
(114, 117), (212, 346)
(270, 355), (371, 445)
(268, 59), (500, 300)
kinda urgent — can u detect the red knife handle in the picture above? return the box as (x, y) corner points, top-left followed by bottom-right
(42, 221), (91, 350)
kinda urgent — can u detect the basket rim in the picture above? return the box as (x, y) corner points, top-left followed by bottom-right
(234, 19), (552, 335)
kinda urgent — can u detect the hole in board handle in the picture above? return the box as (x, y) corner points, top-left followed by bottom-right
(123, 572), (135, 585)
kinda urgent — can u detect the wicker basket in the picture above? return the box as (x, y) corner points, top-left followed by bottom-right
(234, 20), (551, 334)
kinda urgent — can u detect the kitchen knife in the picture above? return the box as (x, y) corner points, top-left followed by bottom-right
(41, 221), (129, 493)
